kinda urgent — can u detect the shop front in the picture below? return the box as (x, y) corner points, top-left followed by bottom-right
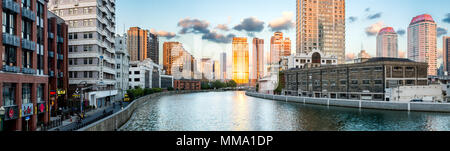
(2, 106), (20, 131)
(21, 103), (34, 131)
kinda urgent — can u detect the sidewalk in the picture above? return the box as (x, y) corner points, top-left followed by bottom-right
(49, 102), (130, 131)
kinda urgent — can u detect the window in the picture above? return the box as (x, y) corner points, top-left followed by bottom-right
(135, 71), (140, 74)
(37, 84), (44, 102)
(2, 46), (17, 66)
(22, 84), (31, 104)
(84, 71), (88, 78)
(135, 78), (140, 82)
(351, 80), (358, 85)
(3, 11), (17, 34)
(3, 83), (16, 106)
(363, 80), (370, 85)
(22, 19), (32, 40)
(22, 50), (32, 68)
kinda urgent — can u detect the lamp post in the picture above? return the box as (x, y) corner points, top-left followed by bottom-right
(0, 106), (5, 131)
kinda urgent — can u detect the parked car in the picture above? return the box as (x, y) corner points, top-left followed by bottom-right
(410, 99), (423, 102)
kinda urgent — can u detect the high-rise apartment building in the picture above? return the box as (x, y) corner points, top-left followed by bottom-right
(1, 0), (69, 131)
(270, 32), (290, 64)
(148, 32), (159, 65)
(127, 27), (148, 61)
(220, 52), (227, 80)
(214, 60), (220, 80)
(443, 36), (450, 74)
(200, 58), (213, 80)
(232, 37), (249, 85)
(49, 0), (118, 108)
(297, 0), (346, 64)
(407, 14), (437, 76)
(115, 34), (130, 101)
(377, 27), (398, 58)
(252, 38), (264, 82)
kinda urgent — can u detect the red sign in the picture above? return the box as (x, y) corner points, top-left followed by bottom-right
(50, 91), (57, 96)
(39, 104), (45, 112)
(9, 108), (14, 118)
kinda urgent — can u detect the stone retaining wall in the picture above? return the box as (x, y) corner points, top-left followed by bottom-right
(246, 92), (450, 113)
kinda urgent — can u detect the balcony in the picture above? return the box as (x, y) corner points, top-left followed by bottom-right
(2, 33), (20, 47)
(2, 65), (20, 73)
(22, 39), (36, 51)
(48, 51), (54, 58)
(21, 7), (36, 21)
(22, 67), (36, 75)
(2, 0), (20, 14)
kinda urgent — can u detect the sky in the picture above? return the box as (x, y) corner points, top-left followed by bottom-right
(116, 0), (450, 65)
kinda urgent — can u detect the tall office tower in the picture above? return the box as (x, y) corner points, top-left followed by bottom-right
(232, 37), (249, 85)
(0, 0), (69, 131)
(377, 27), (398, 58)
(270, 32), (290, 64)
(163, 42), (193, 79)
(148, 32), (159, 64)
(408, 14), (437, 76)
(201, 58), (213, 80)
(220, 52), (227, 80)
(252, 38), (264, 82)
(297, 0), (346, 64)
(214, 60), (220, 80)
(443, 36), (450, 74)
(49, 0), (117, 108)
(127, 27), (149, 61)
(115, 34), (130, 101)
(163, 42), (180, 75)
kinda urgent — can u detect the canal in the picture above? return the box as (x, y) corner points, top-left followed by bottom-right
(119, 91), (450, 131)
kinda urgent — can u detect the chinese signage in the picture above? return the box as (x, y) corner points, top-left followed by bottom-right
(4, 106), (19, 121)
(57, 89), (66, 95)
(22, 103), (34, 117)
(37, 103), (46, 114)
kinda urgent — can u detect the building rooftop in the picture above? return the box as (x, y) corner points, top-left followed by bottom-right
(365, 57), (415, 63)
(378, 27), (396, 34)
(410, 14), (435, 25)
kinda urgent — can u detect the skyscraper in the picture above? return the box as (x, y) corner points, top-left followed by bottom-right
(444, 36), (450, 74)
(163, 42), (194, 79)
(201, 58), (213, 80)
(163, 42), (181, 75)
(214, 61), (221, 80)
(377, 27), (398, 58)
(148, 32), (160, 65)
(252, 38), (264, 82)
(220, 53), (227, 80)
(232, 37), (249, 85)
(408, 14), (437, 76)
(270, 32), (290, 64)
(297, 0), (346, 64)
(49, 0), (117, 108)
(127, 27), (149, 61)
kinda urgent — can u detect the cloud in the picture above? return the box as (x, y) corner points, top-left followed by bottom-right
(437, 27), (448, 37)
(202, 31), (235, 43)
(367, 12), (382, 20)
(349, 16), (358, 23)
(215, 24), (229, 31)
(268, 12), (295, 31)
(150, 29), (176, 39)
(346, 53), (356, 62)
(397, 29), (406, 36)
(178, 18), (210, 34)
(365, 21), (385, 36)
(233, 17), (265, 33)
(437, 48), (443, 60)
(443, 13), (450, 24)
(365, 8), (370, 12)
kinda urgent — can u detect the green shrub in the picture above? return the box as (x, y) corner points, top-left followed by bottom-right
(167, 87), (174, 91)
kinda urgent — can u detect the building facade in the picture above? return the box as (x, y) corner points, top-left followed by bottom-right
(220, 52), (227, 80)
(173, 79), (201, 90)
(407, 14), (437, 76)
(232, 37), (249, 85)
(270, 32), (290, 64)
(49, 0), (118, 107)
(127, 27), (148, 62)
(200, 58), (213, 80)
(115, 34), (129, 101)
(284, 58), (428, 101)
(160, 75), (173, 89)
(163, 42), (194, 79)
(281, 49), (338, 70)
(252, 38), (264, 83)
(148, 32), (159, 65)
(213, 60), (220, 80)
(377, 27), (398, 58)
(1, 0), (70, 131)
(296, 0), (346, 64)
(128, 59), (162, 89)
(444, 36), (450, 74)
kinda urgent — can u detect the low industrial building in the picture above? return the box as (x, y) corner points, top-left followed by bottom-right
(174, 79), (201, 90)
(284, 58), (429, 101)
(390, 85), (443, 102)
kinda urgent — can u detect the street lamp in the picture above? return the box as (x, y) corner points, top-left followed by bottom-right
(0, 106), (5, 131)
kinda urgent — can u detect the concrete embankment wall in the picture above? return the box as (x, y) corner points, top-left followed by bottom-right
(79, 90), (216, 131)
(246, 92), (450, 113)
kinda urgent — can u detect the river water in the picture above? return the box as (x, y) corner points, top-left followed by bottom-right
(119, 91), (450, 131)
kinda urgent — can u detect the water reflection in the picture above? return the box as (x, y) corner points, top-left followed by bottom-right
(119, 91), (450, 131)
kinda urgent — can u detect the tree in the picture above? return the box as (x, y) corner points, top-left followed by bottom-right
(227, 80), (237, 88)
(274, 71), (285, 95)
